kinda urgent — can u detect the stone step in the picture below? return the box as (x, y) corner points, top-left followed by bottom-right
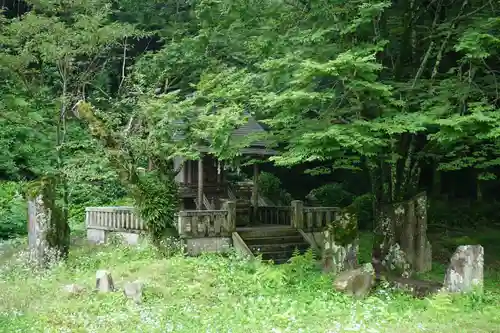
(259, 249), (308, 263)
(237, 226), (310, 265)
(248, 242), (310, 254)
(243, 235), (306, 246)
(237, 226), (298, 239)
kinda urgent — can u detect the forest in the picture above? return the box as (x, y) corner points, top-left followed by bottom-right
(1, 0), (500, 332)
(1, 0), (500, 238)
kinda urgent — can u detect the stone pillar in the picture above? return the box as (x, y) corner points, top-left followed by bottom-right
(373, 192), (432, 277)
(443, 245), (484, 293)
(322, 209), (358, 274)
(223, 200), (236, 232)
(291, 200), (304, 228)
(27, 177), (70, 267)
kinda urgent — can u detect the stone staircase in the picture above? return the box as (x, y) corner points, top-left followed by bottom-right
(237, 226), (311, 264)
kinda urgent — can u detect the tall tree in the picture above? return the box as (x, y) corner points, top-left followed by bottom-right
(0, 0), (141, 259)
(135, 0), (499, 271)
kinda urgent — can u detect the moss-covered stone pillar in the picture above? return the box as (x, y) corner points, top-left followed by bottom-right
(322, 207), (358, 274)
(373, 192), (432, 278)
(27, 176), (70, 267)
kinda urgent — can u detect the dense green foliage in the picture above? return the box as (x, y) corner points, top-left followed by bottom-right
(1, 2), (499, 331)
(307, 183), (354, 207)
(0, 182), (27, 239)
(257, 172), (293, 205)
(1, 1), (499, 235)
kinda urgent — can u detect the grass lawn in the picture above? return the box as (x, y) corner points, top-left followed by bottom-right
(0, 230), (499, 333)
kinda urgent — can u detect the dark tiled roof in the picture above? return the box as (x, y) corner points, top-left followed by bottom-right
(173, 114), (275, 155)
(231, 115), (267, 147)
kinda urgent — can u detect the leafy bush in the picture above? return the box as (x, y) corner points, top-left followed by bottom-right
(66, 164), (128, 226)
(350, 193), (374, 230)
(306, 183), (354, 207)
(0, 181), (27, 239)
(132, 170), (179, 245)
(306, 184), (373, 230)
(257, 171), (293, 205)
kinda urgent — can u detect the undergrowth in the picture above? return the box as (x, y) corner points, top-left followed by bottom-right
(0, 233), (499, 333)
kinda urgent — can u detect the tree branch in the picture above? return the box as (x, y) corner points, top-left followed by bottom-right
(118, 38), (127, 93)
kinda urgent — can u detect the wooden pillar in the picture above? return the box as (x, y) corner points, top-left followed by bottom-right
(251, 162), (259, 224)
(174, 157), (184, 183)
(186, 160), (192, 184)
(197, 156), (204, 210)
(252, 163), (259, 207)
(217, 160), (222, 184)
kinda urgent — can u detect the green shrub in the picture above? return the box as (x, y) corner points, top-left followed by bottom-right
(258, 172), (281, 197)
(66, 176), (128, 228)
(0, 181), (27, 239)
(350, 193), (374, 230)
(132, 170), (179, 245)
(257, 171), (292, 205)
(306, 183), (354, 207)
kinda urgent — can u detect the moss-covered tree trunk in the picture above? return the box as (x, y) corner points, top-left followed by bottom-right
(27, 176), (70, 267)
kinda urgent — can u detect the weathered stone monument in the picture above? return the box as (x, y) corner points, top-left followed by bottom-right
(333, 263), (375, 298)
(95, 269), (115, 292)
(322, 208), (358, 274)
(27, 177), (70, 267)
(443, 245), (484, 293)
(123, 280), (143, 303)
(373, 192), (432, 277)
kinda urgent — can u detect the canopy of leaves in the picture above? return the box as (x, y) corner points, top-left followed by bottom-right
(1, 0), (499, 210)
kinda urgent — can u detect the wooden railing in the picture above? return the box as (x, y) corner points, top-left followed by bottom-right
(256, 206), (291, 225)
(177, 201), (236, 238)
(302, 206), (340, 231)
(203, 193), (214, 210)
(85, 206), (146, 231)
(290, 201), (340, 232)
(85, 200), (338, 238)
(227, 186), (237, 200)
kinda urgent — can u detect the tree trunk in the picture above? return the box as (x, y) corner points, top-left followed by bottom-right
(369, 134), (431, 277)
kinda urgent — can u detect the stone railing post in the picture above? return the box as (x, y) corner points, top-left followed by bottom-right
(177, 212), (184, 237)
(291, 200), (304, 229)
(223, 201), (236, 232)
